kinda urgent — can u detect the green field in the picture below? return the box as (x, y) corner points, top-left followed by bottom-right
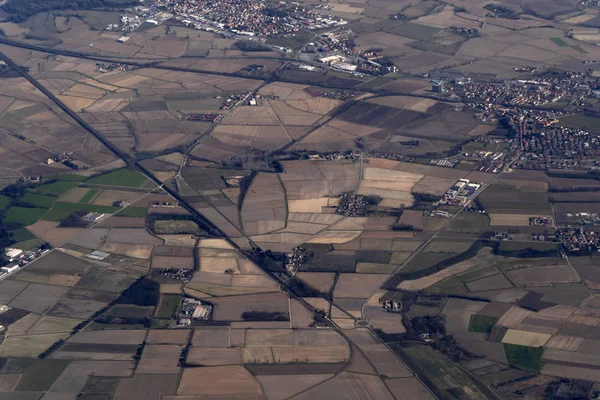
(9, 228), (36, 242)
(80, 189), (99, 204)
(14, 359), (71, 391)
(550, 37), (568, 47)
(42, 202), (120, 221)
(37, 181), (78, 195)
(154, 220), (202, 235)
(21, 193), (57, 208)
(498, 241), (560, 253)
(392, 343), (493, 400)
(156, 294), (181, 319)
(52, 174), (86, 182)
(3, 206), (48, 225)
(559, 114), (600, 134)
(503, 344), (544, 373)
(468, 314), (498, 333)
(443, 212), (489, 234)
(13, 238), (43, 251)
(0, 194), (11, 209)
(115, 206), (148, 217)
(151, 319), (170, 328)
(266, 31), (314, 50)
(85, 169), (151, 188)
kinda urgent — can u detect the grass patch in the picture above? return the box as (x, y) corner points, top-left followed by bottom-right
(52, 174), (86, 182)
(85, 168), (150, 188)
(13, 238), (43, 251)
(572, 45), (588, 54)
(3, 206), (48, 225)
(21, 193), (57, 208)
(0, 194), (11, 209)
(560, 114), (600, 134)
(37, 181), (78, 195)
(153, 220), (202, 235)
(503, 343), (544, 373)
(468, 314), (498, 333)
(266, 31), (314, 50)
(8, 228), (36, 242)
(151, 319), (170, 328)
(384, 22), (440, 40)
(80, 189), (98, 204)
(550, 37), (568, 47)
(443, 212), (489, 234)
(156, 294), (181, 319)
(15, 359), (71, 391)
(42, 202), (119, 221)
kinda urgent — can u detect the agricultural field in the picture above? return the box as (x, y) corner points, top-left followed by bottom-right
(3, 3), (600, 397)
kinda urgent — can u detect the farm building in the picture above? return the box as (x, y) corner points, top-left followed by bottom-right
(5, 248), (22, 261)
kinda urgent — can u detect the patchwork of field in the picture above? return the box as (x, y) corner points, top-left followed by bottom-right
(7, 7), (600, 398)
(290, 97), (486, 155)
(0, 73), (119, 178)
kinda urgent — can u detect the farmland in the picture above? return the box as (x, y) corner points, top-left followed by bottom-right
(0, 1), (599, 398)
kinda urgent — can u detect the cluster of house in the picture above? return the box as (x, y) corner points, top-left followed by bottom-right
(439, 179), (481, 206)
(1, 247), (49, 280)
(177, 298), (212, 326)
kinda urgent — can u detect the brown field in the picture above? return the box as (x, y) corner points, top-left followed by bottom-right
(272, 346), (350, 363)
(543, 348), (600, 368)
(423, 239), (475, 253)
(465, 274), (513, 292)
(546, 335), (584, 351)
(101, 242), (153, 259)
(0, 333), (69, 357)
(293, 372), (394, 400)
(399, 248), (499, 291)
(147, 329), (190, 345)
(542, 363), (600, 381)
(385, 377), (436, 400)
(97, 216), (146, 228)
(257, 374), (333, 400)
(5, 313), (40, 336)
(501, 329), (551, 347)
(242, 346), (275, 364)
(507, 266), (580, 287)
(177, 366), (262, 395)
(192, 327), (230, 347)
(70, 329), (146, 344)
(200, 256), (239, 273)
(151, 255), (194, 269)
(0, 279), (29, 304)
(411, 176), (456, 196)
(9, 283), (68, 314)
(334, 274), (388, 299)
(137, 344), (182, 374)
(101, 227), (158, 243)
(29, 315), (82, 334)
(114, 373), (178, 400)
(187, 347), (242, 365)
(27, 220), (85, 247)
(496, 306), (535, 328)
(489, 213), (550, 226)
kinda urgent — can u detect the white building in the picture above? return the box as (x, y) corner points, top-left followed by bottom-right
(1, 265), (19, 274)
(5, 248), (22, 261)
